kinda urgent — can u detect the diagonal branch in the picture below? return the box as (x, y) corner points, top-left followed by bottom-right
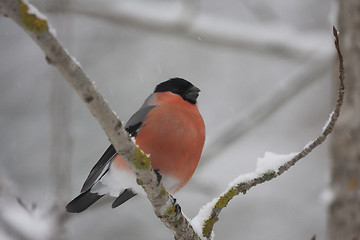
(0, 1), (200, 239)
(196, 26), (344, 239)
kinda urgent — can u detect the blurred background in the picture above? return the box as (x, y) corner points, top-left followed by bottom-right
(0, 0), (337, 239)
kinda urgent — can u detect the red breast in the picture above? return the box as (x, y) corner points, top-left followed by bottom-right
(114, 91), (205, 192)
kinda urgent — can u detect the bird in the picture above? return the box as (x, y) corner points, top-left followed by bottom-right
(66, 78), (206, 213)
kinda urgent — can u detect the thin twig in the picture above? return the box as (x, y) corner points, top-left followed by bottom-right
(199, 26), (344, 239)
(0, 1), (200, 239)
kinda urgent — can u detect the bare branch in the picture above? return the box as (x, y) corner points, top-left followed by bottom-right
(197, 27), (344, 239)
(0, 0), (200, 239)
(43, 0), (330, 59)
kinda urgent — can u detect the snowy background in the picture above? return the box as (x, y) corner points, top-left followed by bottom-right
(0, 0), (336, 239)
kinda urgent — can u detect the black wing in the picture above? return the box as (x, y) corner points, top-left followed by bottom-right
(111, 188), (137, 208)
(80, 105), (155, 192)
(80, 145), (116, 192)
(66, 188), (104, 213)
(67, 96), (157, 212)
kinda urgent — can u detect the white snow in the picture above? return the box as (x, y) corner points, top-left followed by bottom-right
(228, 151), (298, 188)
(192, 151), (298, 238)
(228, 172), (258, 189)
(24, 0), (57, 36)
(48, 24), (56, 36)
(131, 136), (137, 145)
(70, 55), (82, 68)
(23, 0), (48, 21)
(63, 48), (82, 68)
(191, 197), (218, 240)
(255, 151), (298, 174)
(131, 138), (151, 158)
(322, 111), (334, 132)
(111, 110), (120, 119)
(304, 140), (314, 149)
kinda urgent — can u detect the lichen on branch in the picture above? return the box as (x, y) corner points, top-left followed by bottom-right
(19, 1), (48, 34)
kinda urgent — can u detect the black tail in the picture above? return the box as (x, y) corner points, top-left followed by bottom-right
(112, 188), (137, 208)
(66, 189), (104, 213)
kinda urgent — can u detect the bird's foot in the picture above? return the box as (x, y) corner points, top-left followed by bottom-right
(154, 169), (162, 185)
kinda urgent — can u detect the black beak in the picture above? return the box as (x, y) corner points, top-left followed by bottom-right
(184, 86), (200, 104)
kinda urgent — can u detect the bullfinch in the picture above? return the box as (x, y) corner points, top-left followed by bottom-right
(66, 78), (205, 213)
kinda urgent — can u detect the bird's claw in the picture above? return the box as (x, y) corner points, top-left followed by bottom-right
(154, 169), (162, 185)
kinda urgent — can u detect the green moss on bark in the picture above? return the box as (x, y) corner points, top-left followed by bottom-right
(203, 217), (215, 239)
(165, 204), (176, 216)
(215, 187), (238, 208)
(132, 147), (151, 171)
(19, 1), (48, 34)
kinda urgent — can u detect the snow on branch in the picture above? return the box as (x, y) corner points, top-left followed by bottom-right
(194, 27), (345, 239)
(0, 0), (200, 239)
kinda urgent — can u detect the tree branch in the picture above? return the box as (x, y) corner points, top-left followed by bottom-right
(195, 26), (344, 239)
(43, 0), (330, 59)
(0, 1), (200, 239)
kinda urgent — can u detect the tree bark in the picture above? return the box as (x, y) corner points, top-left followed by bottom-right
(328, 1), (360, 239)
